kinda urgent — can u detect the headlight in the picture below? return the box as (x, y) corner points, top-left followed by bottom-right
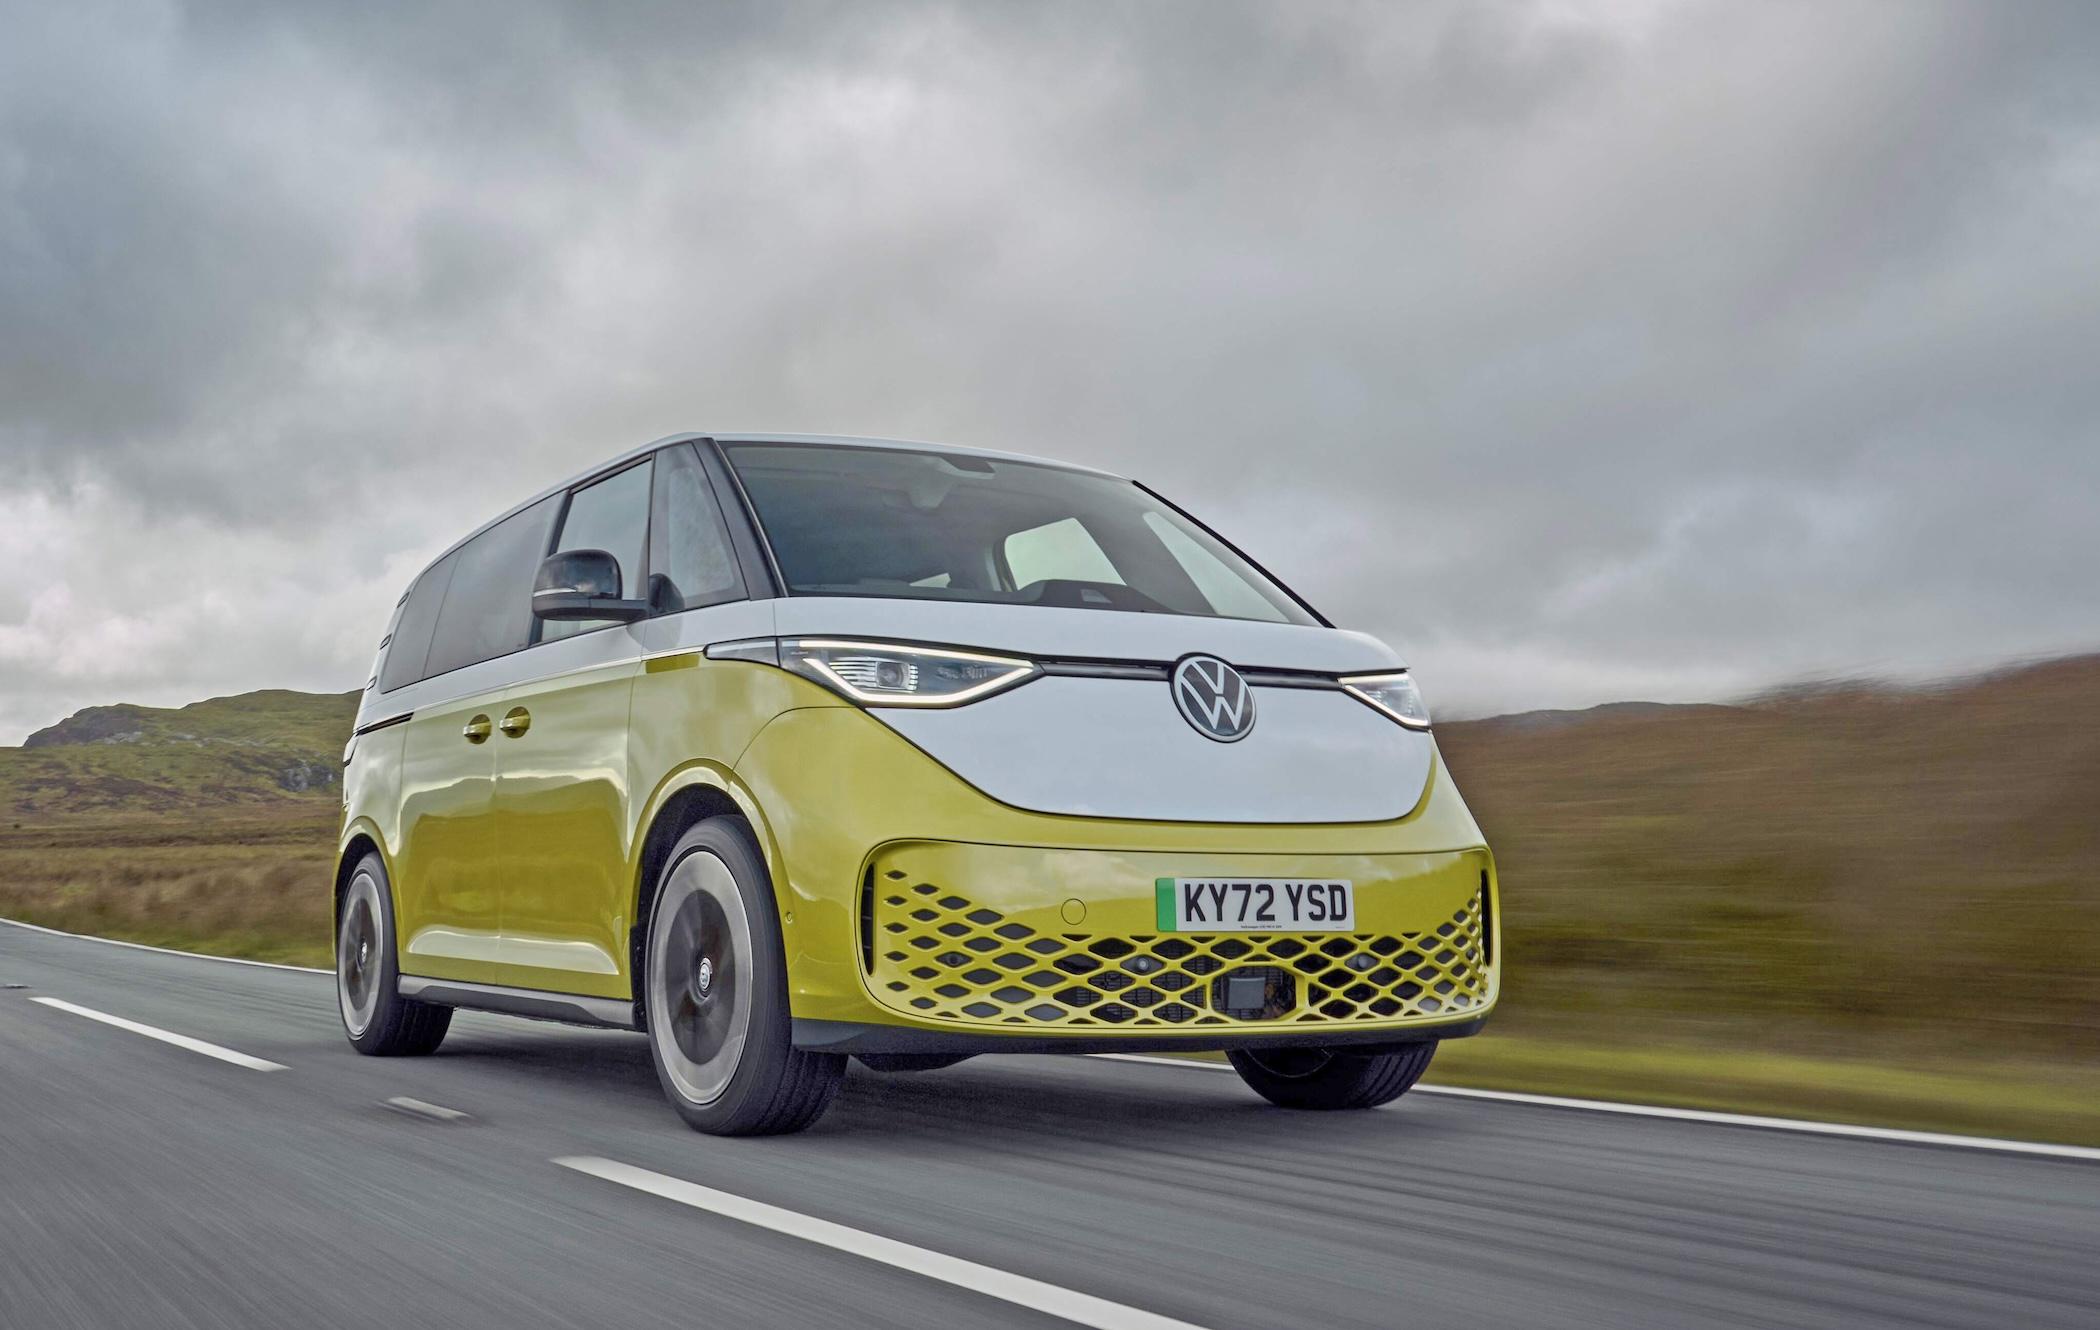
(1340, 671), (1430, 730)
(779, 639), (1040, 707)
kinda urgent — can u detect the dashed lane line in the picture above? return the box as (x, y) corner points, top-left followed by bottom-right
(31, 997), (287, 1071)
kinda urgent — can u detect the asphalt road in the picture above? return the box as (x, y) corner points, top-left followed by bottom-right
(3, 923), (2095, 1330)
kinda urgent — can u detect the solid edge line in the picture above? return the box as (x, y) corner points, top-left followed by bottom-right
(1086, 1054), (2100, 1163)
(32, 997), (287, 1071)
(554, 1156), (1211, 1330)
(0, 917), (329, 974)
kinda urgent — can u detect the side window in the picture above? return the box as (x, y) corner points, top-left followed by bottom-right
(1003, 517), (1125, 590)
(423, 497), (559, 679)
(378, 553), (457, 692)
(542, 459), (653, 642)
(647, 444), (744, 615)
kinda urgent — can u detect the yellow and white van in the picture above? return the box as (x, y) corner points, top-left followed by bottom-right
(337, 435), (1498, 1134)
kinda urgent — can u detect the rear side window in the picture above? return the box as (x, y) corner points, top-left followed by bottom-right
(423, 496), (559, 679)
(377, 551), (456, 693)
(647, 443), (743, 615)
(541, 459), (653, 642)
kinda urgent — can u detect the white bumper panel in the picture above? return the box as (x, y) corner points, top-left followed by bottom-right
(876, 675), (1432, 824)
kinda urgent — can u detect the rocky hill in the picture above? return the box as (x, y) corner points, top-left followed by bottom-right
(1, 689), (359, 820)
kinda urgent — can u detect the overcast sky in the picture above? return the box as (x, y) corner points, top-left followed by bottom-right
(2, 0), (2096, 743)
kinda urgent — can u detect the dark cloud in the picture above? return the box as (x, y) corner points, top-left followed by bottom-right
(2, 0), (2096, 740)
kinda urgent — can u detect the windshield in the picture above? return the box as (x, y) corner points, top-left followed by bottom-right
(722, 442), (1320, 626)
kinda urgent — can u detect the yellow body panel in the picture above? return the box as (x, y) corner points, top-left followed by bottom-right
(345, 657), (1500, 1044)
(392, 683), (507, 985)
(488, 658), (640, 997)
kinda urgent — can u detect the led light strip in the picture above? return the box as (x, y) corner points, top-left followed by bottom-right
(786, 639), (1040, 707)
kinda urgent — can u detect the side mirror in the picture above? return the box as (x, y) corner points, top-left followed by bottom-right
(532, 549), (648, 622)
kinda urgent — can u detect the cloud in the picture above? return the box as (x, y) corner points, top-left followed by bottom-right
(1, 0), (2096, 740)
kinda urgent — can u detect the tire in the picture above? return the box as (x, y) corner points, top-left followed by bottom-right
(1227, 1043), (1436, 1111)
(854, 1053), (975, 1073)
(643, 816), (845, 1135)
(337, 853), (451, 1056)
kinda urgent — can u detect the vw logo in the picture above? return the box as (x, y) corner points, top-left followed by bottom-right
(1172, 655), (1256, 743)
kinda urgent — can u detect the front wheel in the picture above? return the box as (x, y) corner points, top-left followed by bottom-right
(1227, 1043), (1436, 1111)
(337, 853), (450, 1056)
(643, 817), (845, 1135)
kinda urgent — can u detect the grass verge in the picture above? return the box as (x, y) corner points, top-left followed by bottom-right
(1163, 1037), (2100, 1147)
(1423, 1033), (2100, 1148)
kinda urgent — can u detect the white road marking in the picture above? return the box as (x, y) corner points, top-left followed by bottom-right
(555, 1156), (1213, 1330)
(9, 916), (2095, 1162)
(1088, 1054), (2100, 1162)
(384, 1096), (470, 1122)
(1, 917), (328, 974)
(31, 998), (287, 1071)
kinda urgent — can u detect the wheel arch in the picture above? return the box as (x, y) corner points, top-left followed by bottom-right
(333, 819), (393, 929)
(628, 765), (787, 997)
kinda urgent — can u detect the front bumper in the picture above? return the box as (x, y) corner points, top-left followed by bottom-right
(857, 839), (1492, 1038)
(732, 701), (1500, 1051)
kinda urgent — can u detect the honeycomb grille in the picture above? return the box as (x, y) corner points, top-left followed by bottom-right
(865, 874), (1491, 1029)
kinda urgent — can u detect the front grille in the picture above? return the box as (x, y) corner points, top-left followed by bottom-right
(865, 875), (1491, 1030)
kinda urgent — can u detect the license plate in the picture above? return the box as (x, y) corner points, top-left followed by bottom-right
(1154, 877), (1355, 932)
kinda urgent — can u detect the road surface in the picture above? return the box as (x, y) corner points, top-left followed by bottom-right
(2, 922), (2095, 1329)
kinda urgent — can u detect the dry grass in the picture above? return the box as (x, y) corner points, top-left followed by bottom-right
(0, 811), (337, 968)
(1438, 653), (2100, 1063)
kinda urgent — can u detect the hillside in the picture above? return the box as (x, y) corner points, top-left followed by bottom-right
(1437, 653), (2100, 1058)
(1, 689), (358, 821)
(3, 656), (2095, 1060)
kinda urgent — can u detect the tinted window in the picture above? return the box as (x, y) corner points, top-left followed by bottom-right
(423, 496), (559, 678)
(541, 460), (652, 641)
(722, 443), (1317, 625)
(648, 444), (743, 615)
(378, 552), (456, 692)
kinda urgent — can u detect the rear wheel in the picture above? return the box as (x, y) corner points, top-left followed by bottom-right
(1227, 1043), (1435, 1110)
(643, 817), (844, 1135)
(337, 853), (451, 1056)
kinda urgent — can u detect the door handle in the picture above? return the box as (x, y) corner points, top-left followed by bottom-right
(462, 714), (492, 744)
(498, 706), (532, 738)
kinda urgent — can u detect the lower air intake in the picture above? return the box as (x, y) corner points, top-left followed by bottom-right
(863, 879), (1491, 1030)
